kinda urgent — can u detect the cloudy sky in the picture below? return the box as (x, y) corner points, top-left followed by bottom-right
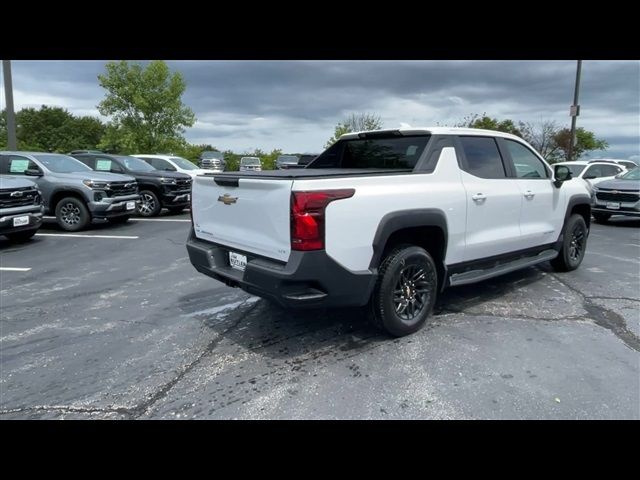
(2, 60), (639, 159)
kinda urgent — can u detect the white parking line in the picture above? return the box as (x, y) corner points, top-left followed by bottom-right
(35, 233), (139, 239)
(0, 267), (32, 272)
(132, 218), (191, 223)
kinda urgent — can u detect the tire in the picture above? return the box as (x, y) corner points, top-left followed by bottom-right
(167, 206), (185, 214)
(551, 214), (588, 272)
(108, 215), (130, 224)
(55, 197), (90, 231)
(5, 229), (38, 243)
(369, 245), (438, 337)
(137, 190), (161, 217)
(593, 212), (611, 224)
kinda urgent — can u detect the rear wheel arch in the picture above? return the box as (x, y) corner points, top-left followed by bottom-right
(370, 209), (448, 290)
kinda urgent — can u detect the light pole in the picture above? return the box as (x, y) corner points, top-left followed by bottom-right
(567, 60), (582, 162)
(2, 60), (18, 150)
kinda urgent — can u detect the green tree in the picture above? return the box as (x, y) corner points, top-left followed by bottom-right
(0, 106), (104, 152)
(325, 113), (383, 148)
(97, 60), (196, 153)
(552, 127), (609, 162)
(459, 113), (523, 137)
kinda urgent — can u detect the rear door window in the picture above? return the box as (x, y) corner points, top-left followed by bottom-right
(459, 136), (507, 179)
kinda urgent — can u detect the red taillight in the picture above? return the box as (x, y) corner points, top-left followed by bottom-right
(291, 189), (355, 251)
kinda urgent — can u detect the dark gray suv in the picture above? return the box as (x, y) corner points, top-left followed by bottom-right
(0, 152), (140, 231)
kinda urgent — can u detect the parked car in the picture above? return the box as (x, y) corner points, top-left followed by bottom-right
(297, 154), (319, 168)
(71, 153), (192, 217)
(555, 161), (626, 192)
(133, 154), (214, 179)
(591, 167), (640, 223)
(0, 151), (139, 231)
(199, 151), (225, 171)
(0, 175), (44, 242)
(275, 155), (300, 169)
(588, 158), (639, 170)
(239, 157), (262, 172)
(187, 127), (591, 337)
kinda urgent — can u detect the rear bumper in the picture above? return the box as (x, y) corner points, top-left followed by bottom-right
(0, 208), (43, 235)
(186, 229), (376, 309)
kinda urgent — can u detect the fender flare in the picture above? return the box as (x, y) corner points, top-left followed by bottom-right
(369, 208), (448, 270)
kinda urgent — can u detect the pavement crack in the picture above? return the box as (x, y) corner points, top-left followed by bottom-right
(589, 296), (640, 303)
(550, 273), (640, 352)
(129, 299), (260, 418)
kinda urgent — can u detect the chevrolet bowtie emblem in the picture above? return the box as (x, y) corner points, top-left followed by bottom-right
(218, 193), (238, 205)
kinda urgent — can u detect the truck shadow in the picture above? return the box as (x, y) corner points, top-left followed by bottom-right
(191, 266), (547, 362)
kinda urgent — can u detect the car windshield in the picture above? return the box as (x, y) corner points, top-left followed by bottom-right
(241, 158), (260, 165)
(33, 154), (92, 173)
(117, 156), (157, 172)
(620, 167), (640, 180)
(563, 164), (586, 176)
(202, 152), (223, 159)
(170, 157), (198, 170)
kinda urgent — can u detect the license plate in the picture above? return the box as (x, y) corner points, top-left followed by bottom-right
(126, 201), (135, 210)
(606, 202), (620, 210)
(13, 215), (29, 227)
(229, 251), (247, 271)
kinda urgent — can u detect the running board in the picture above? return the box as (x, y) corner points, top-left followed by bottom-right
(449, 249), (558, 287)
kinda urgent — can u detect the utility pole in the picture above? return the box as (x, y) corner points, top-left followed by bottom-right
(2, 60), (18, 150)
(567, 60), (582, 162)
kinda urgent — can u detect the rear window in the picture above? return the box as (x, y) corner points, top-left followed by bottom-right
(309, 135), (430, 169)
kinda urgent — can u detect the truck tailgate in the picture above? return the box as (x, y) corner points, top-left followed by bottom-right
(192, 175), (293, 262)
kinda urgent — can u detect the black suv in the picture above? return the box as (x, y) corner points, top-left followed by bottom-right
(71, 154), (192, 217)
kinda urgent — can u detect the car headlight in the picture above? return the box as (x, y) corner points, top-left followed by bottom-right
(83, 179), (109, 189)
(160, 177), (177, 185)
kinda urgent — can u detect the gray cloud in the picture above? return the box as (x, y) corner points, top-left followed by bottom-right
(3, 60), (639, 157)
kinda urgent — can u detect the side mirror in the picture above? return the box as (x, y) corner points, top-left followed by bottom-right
(553, 165), (572, 188)
(583, 174), (596, 180)
(165, 166), (177, 172)
(25, 168), (43, 177)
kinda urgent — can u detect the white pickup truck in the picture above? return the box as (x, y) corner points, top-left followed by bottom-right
(187, 127), (591, 336)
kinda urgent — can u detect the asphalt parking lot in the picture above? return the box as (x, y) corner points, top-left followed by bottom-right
(1, 213), (638, 419)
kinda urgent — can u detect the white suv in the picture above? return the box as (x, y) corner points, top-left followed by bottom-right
(134, 154), (213, 179)
(555, 160), (626, 188)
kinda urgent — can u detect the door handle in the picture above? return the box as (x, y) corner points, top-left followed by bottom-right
(524, 190), (535, 199)
(471, 193), (486, 202)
